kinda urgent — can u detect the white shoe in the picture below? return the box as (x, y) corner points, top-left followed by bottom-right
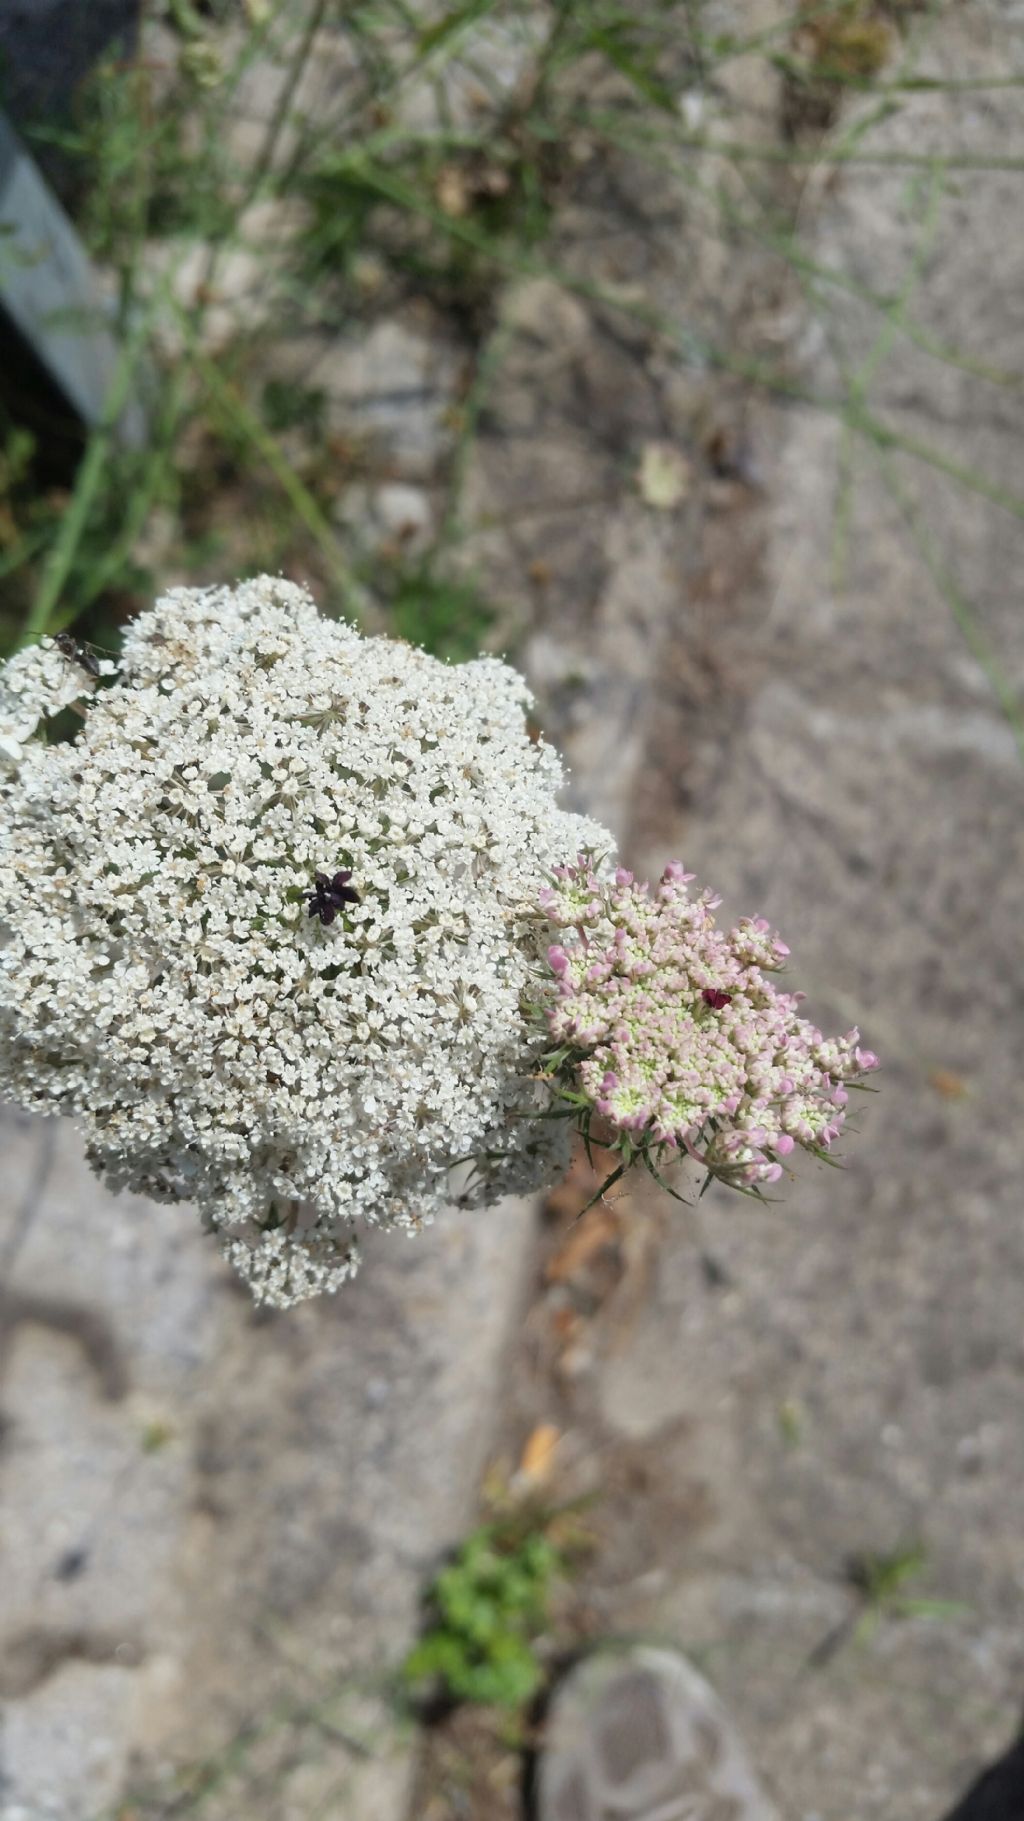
(535, 1645), (780, 1821)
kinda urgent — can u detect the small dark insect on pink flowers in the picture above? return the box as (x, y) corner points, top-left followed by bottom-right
(306, 870), (360, 926)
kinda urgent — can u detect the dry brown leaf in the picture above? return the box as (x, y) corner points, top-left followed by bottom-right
(638, 441), (692, 510)
(519, 1423), (560, 1484)
(545, 1204), (620, 1283)
(550, 1307), (580, 1345)
(435, 164), (471, 217)
(928, 1067), (968, 1100)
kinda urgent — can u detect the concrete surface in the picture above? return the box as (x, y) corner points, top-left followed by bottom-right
(531, 10), (1024, 1819)
(0, 1105), (540, 1819)
(2, 4), (1023, 1820)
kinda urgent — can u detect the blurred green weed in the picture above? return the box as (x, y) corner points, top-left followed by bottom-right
(807, 1540), (969, 1667)
(846, 1541), (967, 1642)
(401, 1514), (564, 1711)
(387, 562), (496, 662)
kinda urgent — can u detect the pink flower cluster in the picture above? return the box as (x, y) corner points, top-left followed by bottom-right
(539, 859), (878, 1190)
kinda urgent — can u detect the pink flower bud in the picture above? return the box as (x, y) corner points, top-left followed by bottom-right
(535, 853), (874, 1211)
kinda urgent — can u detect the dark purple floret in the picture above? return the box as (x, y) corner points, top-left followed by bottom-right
(702, 987), (732, 1010)
(306, 869), (360, 926)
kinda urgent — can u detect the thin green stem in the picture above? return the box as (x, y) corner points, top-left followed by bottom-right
(71, 376), (187, 613)
(852, 166), (944, 398)
(21, 320), (151, 644)
(575, 111), (1024, 174)
(870, 443), (1024, 765)
(182, 328), (366, 622)
(248, 0), (330, 203)
(437, 315), (515, 550)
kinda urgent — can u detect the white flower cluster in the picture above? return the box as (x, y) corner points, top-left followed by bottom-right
(0, 579), (608, 1306)
(0, 637), (112, 763)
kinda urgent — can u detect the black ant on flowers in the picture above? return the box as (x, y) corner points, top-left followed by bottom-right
(53, 632), (104, 678)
